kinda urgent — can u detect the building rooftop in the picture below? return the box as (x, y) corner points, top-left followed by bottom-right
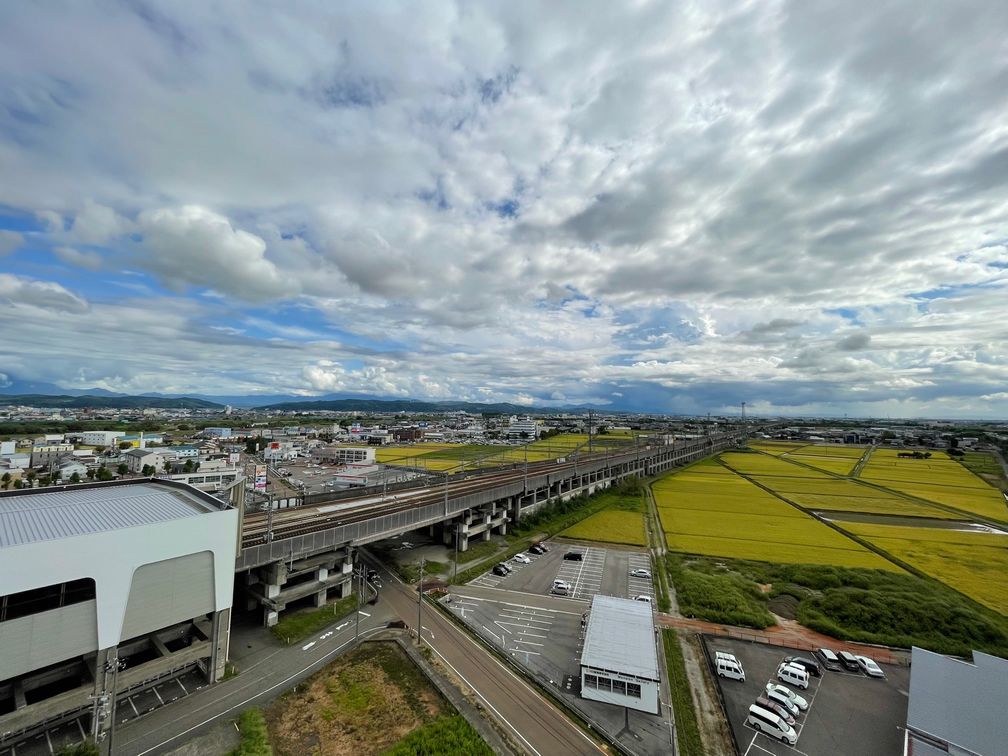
(907, 646), (1008, 756)
(0, 480), (222, 548)
(581, 595), (659, 681)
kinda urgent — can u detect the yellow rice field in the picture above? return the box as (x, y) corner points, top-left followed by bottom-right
(840, 522), (1008, 614)
(652, 466), (898, 570)
(561, 510), (647, 547)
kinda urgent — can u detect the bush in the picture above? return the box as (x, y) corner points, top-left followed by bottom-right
(57, 743), (99, 756)
(270, 594), (358, 643)
(381, 715), (493, 756)
(230, 708), (271, 756)
(667, 555), (774, 629)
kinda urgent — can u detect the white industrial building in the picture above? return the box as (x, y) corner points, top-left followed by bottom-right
(580, 595), (660, 714)
(81, 431), (125, 447)
(0, 480), (238, 752)
(506, 416), (541, 440)
(311, 446), (376, 465)
(904, 646), (1007, 756)
(123, 447), (176, 473)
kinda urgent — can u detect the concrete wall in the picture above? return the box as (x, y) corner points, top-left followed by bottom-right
(0, 601), (98, 680)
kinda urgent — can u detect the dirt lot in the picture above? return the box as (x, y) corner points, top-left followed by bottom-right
(264, 641), (445, 756)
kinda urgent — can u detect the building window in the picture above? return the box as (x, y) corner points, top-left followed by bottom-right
(626, 683), (641, 699)
(1, 578), (96, 622)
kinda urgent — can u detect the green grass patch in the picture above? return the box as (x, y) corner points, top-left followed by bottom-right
(662, 631), (705, 756)
(456, 538), (506, 565)
(678, 556), (1008, 657)
(667, 554), (774, 629)
(270, 594), (357, 644)
(381, 714), (493, 756)
(230, 709), (272, 756)
(561, 509), (647, 546)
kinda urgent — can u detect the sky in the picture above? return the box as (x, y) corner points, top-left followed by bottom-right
(1, 2), (1007, 418)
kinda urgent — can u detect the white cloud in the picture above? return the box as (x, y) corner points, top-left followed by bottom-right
(54, 246), (103, 270)
(0, 230), (22, 255)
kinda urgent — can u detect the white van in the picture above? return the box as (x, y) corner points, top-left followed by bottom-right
(746, 704), (798, 745)
(716, 656), (745, 682)
(777, 662), (810, 690)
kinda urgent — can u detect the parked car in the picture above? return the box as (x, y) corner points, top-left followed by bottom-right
(633, 595), (653, 603)
(531, 541), (549, 552)
(855, 655), (885, 678)
(492, 565), (509, 577)
(629, 568), (651, 578)
(746, 704), (797, 745)
(551, 584), (570, 595)
(815, 647), (843, 671)
(777, 662), (810, 690)
(512, 553), (531, 564)
(766, 682), (808, 711)
(755, 695), (795, 726)
(837, 650), (862, 672)
(553, 579), (572, 591)
(763, 687), (800, 718)
(563, 551), (584, 561)
(496, 561), (513, 574)
(715, 654), (745, 682)
(783, 655), (822, 678)
(528, 544), (546, 555)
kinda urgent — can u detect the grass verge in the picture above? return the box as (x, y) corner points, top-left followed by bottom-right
(381, 714), (494, 756)
(667, 554), (774, 629)
(270, 594), (358, 644)
(662, 630), (705, 756)
(230, 708), (272, 756)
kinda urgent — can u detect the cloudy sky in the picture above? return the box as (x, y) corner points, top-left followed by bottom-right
(1, 2), (1007, 417)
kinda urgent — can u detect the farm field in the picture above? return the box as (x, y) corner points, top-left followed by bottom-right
(652, 461), (897, 569)
(725, 452), (959, 519)
(748, 440), (805, 456)
(861, 450), (1008, 522)
(561, 509), (647, 546)
(840, 522), (1008, 615)
(779, 453), (856, 475)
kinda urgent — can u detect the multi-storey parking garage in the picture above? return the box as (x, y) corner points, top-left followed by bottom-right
(0, 480), (237, 754)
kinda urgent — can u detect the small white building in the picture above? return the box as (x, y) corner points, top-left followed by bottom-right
(0, 440), (15, 457)
(124, 448), (176, 473)
(56, 459), (88, 480)
(506, 416), (541, 440)
(203, 427), (232, 438)
(30, 443), (74, 468)
(264, 440), (297, 462)
(580, 595), (660, 714)
(311, 446), (376, 466)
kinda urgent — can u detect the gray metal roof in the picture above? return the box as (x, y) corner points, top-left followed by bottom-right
(0, 482), (218, 548)
(907, 646), (1008, 756)
(581, 595), (659, 681)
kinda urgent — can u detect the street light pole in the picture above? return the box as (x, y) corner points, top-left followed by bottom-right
(417, 557), (425, 647)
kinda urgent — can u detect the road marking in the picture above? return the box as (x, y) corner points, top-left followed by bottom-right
(301, 641), (316, 651)
(335, 621), (349, 631)
(514, 639), (544, 646)
(519, 631), (548, 638)
(358, 611), (370, 617)
(137, 625), (389, 756)
(493, 620), (512, 634)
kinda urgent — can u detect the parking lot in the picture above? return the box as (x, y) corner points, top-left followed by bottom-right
(0, 667), (208, 756)
(706, 637), (909, 756)
(468, 540), (655, 604)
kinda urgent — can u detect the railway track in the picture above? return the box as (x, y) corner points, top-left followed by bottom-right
(240, 448), (641, 548)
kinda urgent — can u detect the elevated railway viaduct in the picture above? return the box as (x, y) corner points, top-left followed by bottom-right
(238, 432), (740, 626)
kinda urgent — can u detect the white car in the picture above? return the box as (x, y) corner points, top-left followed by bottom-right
(512, 553), (531, 564)
(766, 682), (808, 711)
(553, 579), (572, 591)
(629, 568), (651, 578)
(715, 651), (740, 665)
(855, 655), (885, 678)
(633, 594), (653, 603)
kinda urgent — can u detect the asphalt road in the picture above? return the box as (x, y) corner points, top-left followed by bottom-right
(369, 559), (606, 756)
(114, 604), (396, 755)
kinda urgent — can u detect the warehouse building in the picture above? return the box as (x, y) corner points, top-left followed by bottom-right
(311, 446), (376, 465)
(904, 646), (1007, 756)
(0, 480), (238, 753)
(580, 595), (660, 714)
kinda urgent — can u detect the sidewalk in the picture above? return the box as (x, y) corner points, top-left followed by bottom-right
(656, 613), (906, 664)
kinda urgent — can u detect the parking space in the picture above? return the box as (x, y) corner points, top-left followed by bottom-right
(462, 540), (654, 606)
(0, 668), (208, 756)
(706, 637), (908, 756)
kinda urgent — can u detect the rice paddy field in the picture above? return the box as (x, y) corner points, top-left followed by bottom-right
(651, 459), (897, 569)
(374, 433), (636, 473)
(561, 509), (647, 546)
(838, 522), (1008, 615)
(860, 449), (1008, 522)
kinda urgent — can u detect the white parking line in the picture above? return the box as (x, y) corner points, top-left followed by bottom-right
(514, 639), (544, 646)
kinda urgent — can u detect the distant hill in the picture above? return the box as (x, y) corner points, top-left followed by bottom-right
(0, 394), (225, 410)
(255, 398), (582, 414)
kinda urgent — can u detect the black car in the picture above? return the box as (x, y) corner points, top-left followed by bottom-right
(532, 542), (549, 552)
(528, 544), (546, 555)
(837, 650), (862, 672)
(563, 551), (584, 561)
(492, 564), (509, 576)
(783, 655), (822, 677)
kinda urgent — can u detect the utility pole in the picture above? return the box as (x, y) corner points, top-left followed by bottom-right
(453, 526), (459, 582)
(443, 473), (449, 517)
(417, 557), (425, 647)
(588, 409), (593, 454)
(355, 562), (362, 641)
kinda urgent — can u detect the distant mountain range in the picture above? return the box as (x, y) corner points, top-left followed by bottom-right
(0, 394), (225, 410)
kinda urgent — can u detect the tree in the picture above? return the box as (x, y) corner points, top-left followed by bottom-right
(182, 459), (195, 473)
(51, 469), (62, 483)
(96, 465), (113, 481)
(141, 464), (154, 476)
(86, 468), (96, 480)
(163, 459), (172, 474)
(26, 470), (36, 486)
(93, 445), (105, 455)
(119, 441), (132, 450)
(1, 472), (10, 490)
(13, 479), (23, 489)
(69, 472), (81, 484)
(117, 463), (128, 476)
